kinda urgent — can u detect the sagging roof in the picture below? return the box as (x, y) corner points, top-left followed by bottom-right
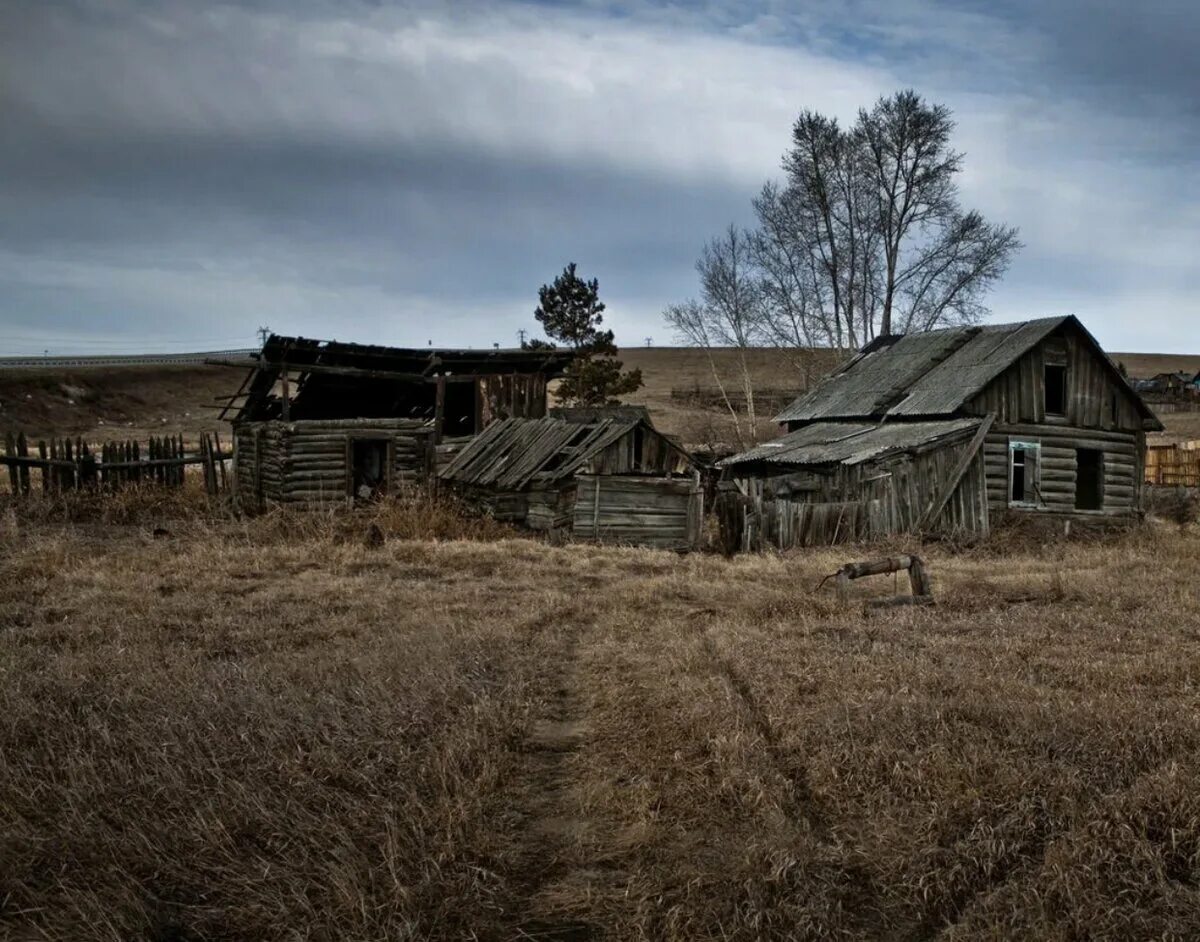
(438, 415), (688, 490)
(221, 335), (575, 422)
(718, 418), (984, 470)
(774, 315), (1159, 427)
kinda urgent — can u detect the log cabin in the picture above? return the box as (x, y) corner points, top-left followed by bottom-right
(719, 316), (1162, 549)
(220, 335), (574, 510)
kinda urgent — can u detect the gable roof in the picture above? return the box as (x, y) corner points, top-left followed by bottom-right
(438, 416), (690, 490)
(774, 315), (1161, 428)
(718, 418), (983, 470)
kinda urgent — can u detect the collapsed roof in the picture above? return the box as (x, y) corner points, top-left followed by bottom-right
(221, 335), (575, 423)
(438, 415), (692, 490)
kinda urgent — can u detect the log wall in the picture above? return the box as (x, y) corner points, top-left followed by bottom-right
(234, 418), (434, 511)
(981, 423), (1142, 516)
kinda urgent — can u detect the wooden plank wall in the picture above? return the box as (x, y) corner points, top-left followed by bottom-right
(526, 484), (577, 531)
(587, 426), (693, 476)
(731, 435), (989, 551)
(1145, 441), (1200, 487)
(479, 373), (549, 426)
(573, 475), (701, 550)
(981, 424), (1140, 515)
(969, 331), (1144, 431)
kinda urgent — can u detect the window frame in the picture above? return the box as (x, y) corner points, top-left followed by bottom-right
(1008, 439), (1042, 507)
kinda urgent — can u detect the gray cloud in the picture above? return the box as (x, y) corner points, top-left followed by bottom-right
(0, 0), (1196, 354)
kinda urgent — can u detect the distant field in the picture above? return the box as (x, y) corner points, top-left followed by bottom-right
(2, 347), (1197, 447)
(3, 495), (1200, 938)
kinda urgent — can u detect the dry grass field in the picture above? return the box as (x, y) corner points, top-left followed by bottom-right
(3, 487), (1200, 940)
(2, 344), (1200, 939)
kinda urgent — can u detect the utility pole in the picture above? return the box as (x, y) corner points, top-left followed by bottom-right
(517, 328), (528, 347)
(645, 336), (653, 347)
(257, 325), (271, 346)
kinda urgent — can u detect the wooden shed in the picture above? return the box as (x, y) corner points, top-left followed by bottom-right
(718, 418), (990, 550)
(438, 415), (702, 549)
(723, 315), (1162, 550)
(220, 335), (575, 511)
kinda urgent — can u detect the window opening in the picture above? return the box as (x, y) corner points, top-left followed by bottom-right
(1045, 364), (1067, 415)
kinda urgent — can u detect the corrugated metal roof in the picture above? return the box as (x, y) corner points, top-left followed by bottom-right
(775, 317), (1070, 422)
(718, 418), (983, 469)
(438, 416), (646, 490)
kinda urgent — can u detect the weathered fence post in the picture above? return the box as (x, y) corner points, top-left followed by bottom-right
(213, 430), (228, 492)
(38, 440), (48, 493)
(16, 433), (31, 494)
(4, 432), (17, 495)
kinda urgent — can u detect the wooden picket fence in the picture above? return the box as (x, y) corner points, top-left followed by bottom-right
(1145, 440), (1200, 488)
(2, 430), (231, 498)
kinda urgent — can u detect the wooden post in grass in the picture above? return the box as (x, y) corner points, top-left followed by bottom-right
(829, 554), (934, 609)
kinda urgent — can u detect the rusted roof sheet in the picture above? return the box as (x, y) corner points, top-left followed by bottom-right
(438, 416), (650, 490)
(718, 418), (983, 469)
(775, 317), (1070, 422)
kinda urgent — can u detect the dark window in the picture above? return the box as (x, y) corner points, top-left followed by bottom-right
(1075, 448), (1104, 510)
(351, 438), (389, 499)
(1010, 442), (1040, 504)
(1045, 364), (1067, 415)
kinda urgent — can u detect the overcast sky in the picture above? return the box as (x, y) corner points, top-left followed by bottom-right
(2, 0), (1197, 355)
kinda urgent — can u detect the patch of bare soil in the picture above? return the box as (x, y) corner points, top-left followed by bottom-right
(500, 615), (608, 940)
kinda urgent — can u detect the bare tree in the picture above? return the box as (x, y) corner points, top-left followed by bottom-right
(663, 226), (764, 449)
(858, 91), (1021, 336)
(750, 89), (1020, 349)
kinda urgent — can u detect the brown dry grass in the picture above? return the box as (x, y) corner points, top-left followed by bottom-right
(3, 489), (1200, 939)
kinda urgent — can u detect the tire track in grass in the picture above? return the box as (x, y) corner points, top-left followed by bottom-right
(697, 618), (887, 935)
(698, 625), (829, 838)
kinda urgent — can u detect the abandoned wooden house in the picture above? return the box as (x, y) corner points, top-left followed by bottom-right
(219, 335), (574, 510)
(438, 415), (702, 549)
(720, 315), (1163, 550)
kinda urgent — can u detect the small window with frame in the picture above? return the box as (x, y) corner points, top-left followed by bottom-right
(1009, 440), (1041, 506)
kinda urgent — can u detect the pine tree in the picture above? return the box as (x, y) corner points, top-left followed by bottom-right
(529, 263), (643, 405)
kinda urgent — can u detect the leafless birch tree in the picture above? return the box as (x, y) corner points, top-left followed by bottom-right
(663, 226), (764, 448)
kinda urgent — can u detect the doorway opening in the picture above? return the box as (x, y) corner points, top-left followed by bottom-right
(350, 438), (390, 500)
(1075, 448), (1103, 510)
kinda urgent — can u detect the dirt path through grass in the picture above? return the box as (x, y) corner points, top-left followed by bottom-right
(501, 614), (603, 940)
